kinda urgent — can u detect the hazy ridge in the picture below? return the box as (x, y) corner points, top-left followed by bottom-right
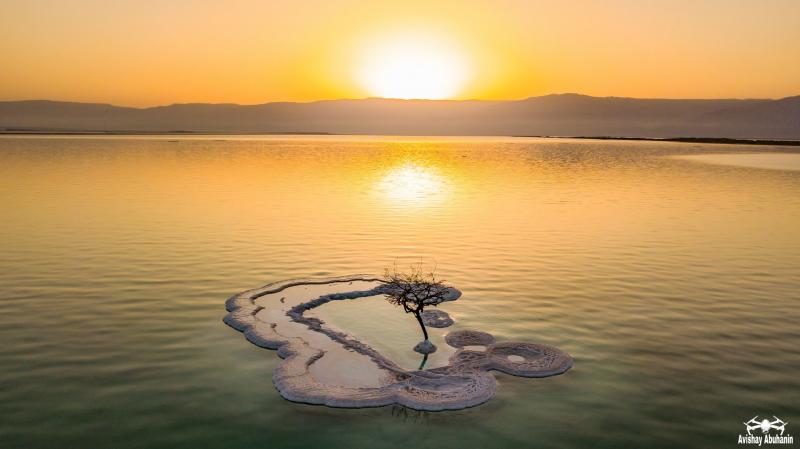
(2, 93), (799, 139)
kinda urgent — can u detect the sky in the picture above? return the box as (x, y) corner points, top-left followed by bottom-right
(1, 0), (799, 106)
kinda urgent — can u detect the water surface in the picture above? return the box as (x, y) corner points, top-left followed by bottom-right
(676, 152), (800, 171)
(1, 136), (799, 449)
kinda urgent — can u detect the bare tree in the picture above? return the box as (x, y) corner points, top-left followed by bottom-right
(382, 264), (450, 354)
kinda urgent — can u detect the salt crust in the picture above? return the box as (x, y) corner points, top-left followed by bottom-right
(224, 276), (572, 410)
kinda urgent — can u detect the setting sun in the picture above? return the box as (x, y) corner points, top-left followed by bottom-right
(356, 32), (471, 100)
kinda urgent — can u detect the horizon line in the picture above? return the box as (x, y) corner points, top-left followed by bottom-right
(3, 92), (799, 109)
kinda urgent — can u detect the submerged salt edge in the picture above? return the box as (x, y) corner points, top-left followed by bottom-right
(224, 275), (572, 410)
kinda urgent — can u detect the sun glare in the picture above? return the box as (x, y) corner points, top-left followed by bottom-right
(357, 33), (470, 100)
(377, 162), (448, 207)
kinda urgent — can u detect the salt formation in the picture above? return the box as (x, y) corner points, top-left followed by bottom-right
(412, 339), (437, 354)
(445, 329), (496, 347)
(224, 276), (572, 410)
(421, 309), (454, 328)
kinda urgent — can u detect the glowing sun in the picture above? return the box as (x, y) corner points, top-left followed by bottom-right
(357, 32), (470, 100)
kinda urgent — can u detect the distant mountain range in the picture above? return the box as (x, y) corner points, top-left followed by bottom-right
(2, 93), (799, 139)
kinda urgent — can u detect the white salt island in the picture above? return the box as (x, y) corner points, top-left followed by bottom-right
(224, 276), (573, 411)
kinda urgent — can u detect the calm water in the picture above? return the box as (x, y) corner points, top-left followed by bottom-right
(1, 136), (799, 449)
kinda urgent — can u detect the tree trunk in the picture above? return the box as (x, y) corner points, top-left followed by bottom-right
(418, 353), (429, 370)
(413, 311), (429, 340)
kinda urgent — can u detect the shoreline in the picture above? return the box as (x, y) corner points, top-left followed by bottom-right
(517, 135), (800, 147)
(1, 130), (799, 146)
(0, 130), (333, 136)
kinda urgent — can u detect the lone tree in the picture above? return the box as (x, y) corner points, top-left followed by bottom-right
(383, 264), (450, 354)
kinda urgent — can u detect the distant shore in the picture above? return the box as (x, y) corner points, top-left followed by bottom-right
(2, 129), (800, 146)
(0, 129), (333, 136)
(523, 135), (800, 147)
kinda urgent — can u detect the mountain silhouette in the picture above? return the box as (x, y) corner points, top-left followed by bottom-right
(2, 94), (799, 139)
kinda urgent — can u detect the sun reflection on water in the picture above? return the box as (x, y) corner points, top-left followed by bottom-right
(376, 162), (448, 207)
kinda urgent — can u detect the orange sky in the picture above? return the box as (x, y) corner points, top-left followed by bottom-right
(1, 0), (799, 106)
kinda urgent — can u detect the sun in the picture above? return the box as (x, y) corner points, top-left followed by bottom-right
(356, 32), (470, 100)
